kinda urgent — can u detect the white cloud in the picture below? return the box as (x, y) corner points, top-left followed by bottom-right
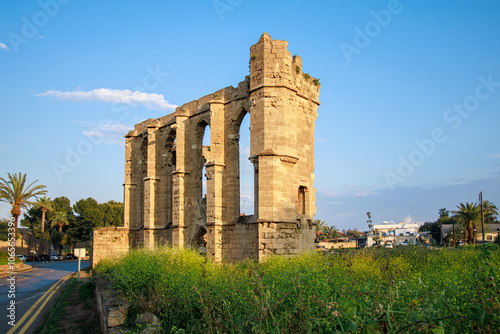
(80, 120), (132, 146)
(0, 42), (8, 51)
(35, 88), (177, 111)
(492, 154), (500, 158)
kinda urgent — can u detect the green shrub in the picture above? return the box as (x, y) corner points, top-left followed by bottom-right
(0, 251), (22, 266)
(95, 246), (500, 333)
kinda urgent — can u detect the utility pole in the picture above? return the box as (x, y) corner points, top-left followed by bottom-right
(440, 220), (443, 246)
(480, 192), (485, 246)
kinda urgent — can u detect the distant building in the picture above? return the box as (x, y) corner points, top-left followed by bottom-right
(441, 223), (500, 244)
(371, 221), (419, 245)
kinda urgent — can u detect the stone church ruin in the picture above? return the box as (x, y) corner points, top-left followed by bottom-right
(91, 33), (321, 266)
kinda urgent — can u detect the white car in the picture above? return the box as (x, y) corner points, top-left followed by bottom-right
(16, 255), (26, 262)
(50, 255), (59, 261)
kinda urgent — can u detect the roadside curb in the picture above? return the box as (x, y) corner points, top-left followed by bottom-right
(0, 264), (34, 278)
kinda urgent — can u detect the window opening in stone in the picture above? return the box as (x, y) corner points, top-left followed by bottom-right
(165, 131), (176, 227)
(191, 122), (209, 249)
(201, 125), (210, 198)
(239, 113), (254, 215)
(298, 186), (307, 215)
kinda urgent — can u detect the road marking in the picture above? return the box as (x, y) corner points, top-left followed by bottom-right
(17, 292), (46, 304)
(6, 273), (72, 334)
(17, 288), (59, 334)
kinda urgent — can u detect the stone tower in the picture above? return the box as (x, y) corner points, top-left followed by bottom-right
(91, 33), (320, 266)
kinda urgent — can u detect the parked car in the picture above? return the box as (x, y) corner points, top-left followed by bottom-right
(16, 255), (26, 262)
(58, 255), (64, 261)
(50, 255), (59, 261)
(384, 241), (393, 249)
(36, 254), (50, 261)
(65, 254), (76, 260)
(26, 254), (34, 262)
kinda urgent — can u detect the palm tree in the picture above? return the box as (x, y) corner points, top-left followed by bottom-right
(35, 196), (53, 255)
(322, 225), (340, 240)
(51, 210), (69, 232)
(314, 219), (327, 243)
(0, 173), (46, 237)
(482, 200), (498, 224)
(366, 212), (373, 231)
(439, 208), (449, 218)
(453, 202), (480, 243)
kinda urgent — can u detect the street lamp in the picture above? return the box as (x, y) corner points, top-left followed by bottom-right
(473, 228), (476, 245)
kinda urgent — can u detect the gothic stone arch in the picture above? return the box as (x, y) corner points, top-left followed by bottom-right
(91, 33), (321, 265)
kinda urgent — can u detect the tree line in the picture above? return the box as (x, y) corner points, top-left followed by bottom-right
(0, 172), (123, 253)
(419, 201), (498, 244)
(313, 220), (364, 242)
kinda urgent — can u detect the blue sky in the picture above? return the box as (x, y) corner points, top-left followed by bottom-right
(1, 0), (499, 231)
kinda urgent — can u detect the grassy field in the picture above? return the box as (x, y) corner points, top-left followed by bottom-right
(95, 245), (500, 333)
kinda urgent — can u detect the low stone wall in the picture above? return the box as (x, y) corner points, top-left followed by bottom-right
(0, 262), (23, 271)
(0, 231), (39, 255)
(318, 241), (357, 249)
(94, 275), (162, 333)
(94, 276), (129, 333)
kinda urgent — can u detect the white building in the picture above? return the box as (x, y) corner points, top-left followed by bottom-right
(371, 221), (419, 245)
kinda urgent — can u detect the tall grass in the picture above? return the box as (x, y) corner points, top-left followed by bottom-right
(94, 245), (500, 333)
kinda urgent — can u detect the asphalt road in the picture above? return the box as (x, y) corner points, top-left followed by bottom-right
(0, 260), (88, 334)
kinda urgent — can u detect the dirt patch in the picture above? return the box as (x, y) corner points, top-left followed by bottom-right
(59, 282), (100, 333)
(37, 273), (101, 334)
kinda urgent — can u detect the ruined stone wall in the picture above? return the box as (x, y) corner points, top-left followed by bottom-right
(90, 227), (132, 268)
(215, 216), (259, 262)
(92, 33), (320, 266)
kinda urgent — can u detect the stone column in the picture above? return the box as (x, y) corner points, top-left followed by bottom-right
(206, 162), (224, 262)
(171, 115), (189, 248)
(206, 100), (225, 262)
(123, 133), (137, 229)
(143, 124), (160, 248)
